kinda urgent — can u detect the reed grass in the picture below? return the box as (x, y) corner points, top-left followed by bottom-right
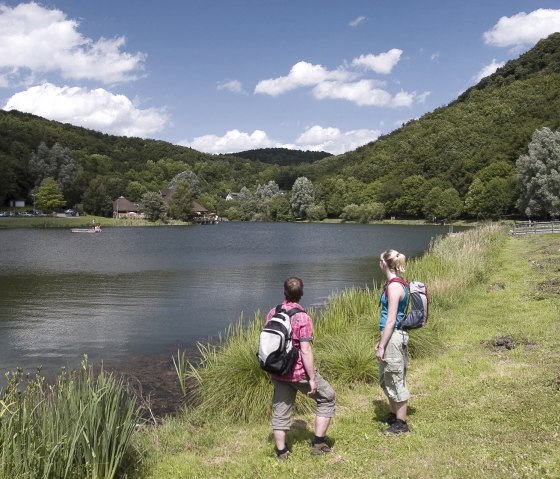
(172, 350), (188, 398)
(182, 224), (508, 423)
(0, 358), (141, 479)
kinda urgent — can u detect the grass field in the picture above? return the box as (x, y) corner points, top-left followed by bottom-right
(130, 229), (560, 479)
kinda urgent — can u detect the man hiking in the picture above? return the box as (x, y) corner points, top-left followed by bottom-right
(265, 277), (336, 459)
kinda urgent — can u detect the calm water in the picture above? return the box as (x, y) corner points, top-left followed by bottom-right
(0, 222), (453, 380)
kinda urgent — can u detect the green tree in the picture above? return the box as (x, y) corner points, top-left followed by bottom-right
(82, 176), (113, 216)
(169, 170), (202, 196)
(393, 175), (426, 217)
(315, 178), (346, 217)
(29, 142), (76, 197)
(36, 177), (66, 210)
(168, 180), (194, 221)
(306, 203), (327, 221)
(269, 194), (293, 222)
(237, 186), (258, 220)
(358, 202), (386, 223)
(423, 187), (463, 221)
(141, 191), (167, 222)
(465, 177), (513, 219)
(516, 127), (560, 218)
(291, 176), (315, 218)
(125, 181), (148, 202)
(341, 204), (360, 221)
(254, 180), (281, 220)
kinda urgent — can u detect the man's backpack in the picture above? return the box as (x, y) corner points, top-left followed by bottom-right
(257, 305), (304, 375)
(385, 277), (429, 330)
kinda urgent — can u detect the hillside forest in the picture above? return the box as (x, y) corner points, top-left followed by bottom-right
(2, 33), (560, 222)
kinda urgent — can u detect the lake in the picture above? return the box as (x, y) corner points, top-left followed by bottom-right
(0, 222), (453, 390)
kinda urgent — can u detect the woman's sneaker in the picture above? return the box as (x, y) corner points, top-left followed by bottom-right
(385, 419), (409, 434)
(385, 412), (397, 425)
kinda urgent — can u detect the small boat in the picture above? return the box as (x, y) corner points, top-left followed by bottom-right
(71, 228), (101, 233)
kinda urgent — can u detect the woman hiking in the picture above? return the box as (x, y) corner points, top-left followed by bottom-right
(376, 249), (411, 434)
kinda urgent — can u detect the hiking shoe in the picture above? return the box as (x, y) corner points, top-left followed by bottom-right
(385, 419), (409, 434)
(311, 441), (332, 455)
(276, 450), (290, 460)
(384, 412), (397, 425)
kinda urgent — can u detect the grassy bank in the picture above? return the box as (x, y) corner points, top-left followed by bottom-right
(129, 225), (559, 478)
(0, 215), (188, 228)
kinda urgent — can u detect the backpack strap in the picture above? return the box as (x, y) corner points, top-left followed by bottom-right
(381, 277), (409, 302)
(275, 305), (305, 316)
(276, 306), (306, 347)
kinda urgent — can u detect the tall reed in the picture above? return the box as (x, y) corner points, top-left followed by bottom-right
(0, 358), (141, 479)
(185, 224), (507, 422)
(186, 313), (314, 422)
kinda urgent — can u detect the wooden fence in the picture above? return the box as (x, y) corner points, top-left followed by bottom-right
(510, 221), (560, 236)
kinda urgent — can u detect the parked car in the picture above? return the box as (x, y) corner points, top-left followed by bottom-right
(0, 211), (9, 217)
(65, 209), (78, 216)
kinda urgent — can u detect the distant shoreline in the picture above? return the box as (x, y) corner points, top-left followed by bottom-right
(0, 214), (486, 229)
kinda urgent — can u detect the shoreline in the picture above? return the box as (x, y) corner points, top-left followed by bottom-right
(0, 214), (487, 229)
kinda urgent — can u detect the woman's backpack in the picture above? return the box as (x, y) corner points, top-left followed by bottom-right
(385, 277), (429, 330)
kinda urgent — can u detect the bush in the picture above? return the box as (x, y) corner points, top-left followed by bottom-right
(307, 204), (327, 221)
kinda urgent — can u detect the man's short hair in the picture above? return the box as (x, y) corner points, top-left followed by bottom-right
(284, 277), (303, 302)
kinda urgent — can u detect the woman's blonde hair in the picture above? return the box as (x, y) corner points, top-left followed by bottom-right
(380, 249), (406, 273)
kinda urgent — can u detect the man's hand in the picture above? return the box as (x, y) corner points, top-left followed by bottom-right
(375, 344), (385, 361)
(307, 377), (317, 396)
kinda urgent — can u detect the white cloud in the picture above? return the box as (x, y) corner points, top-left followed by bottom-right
(179, 125), (380, 155)
(313, 80), (390, 106)
(254, 51), (411, 107)
(351, 49), (402, 74)
(3, 83), (169, 137)
(474, 59), (505, 82)
(349, 16), (366, 27)
(416, 91), (431, 104)
(0, 2), (145, 85)
(484, 8), (560, 48)
(296, 125), (380, 154)
(430, 52), (440, 62)
(217, 79), (243, 93)
(179, 129), (277, 154)
(254, 61), (353, 96)
(312, 80), (417, 108)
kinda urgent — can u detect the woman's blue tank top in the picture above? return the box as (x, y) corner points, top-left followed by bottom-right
(379, 281), (409, 331)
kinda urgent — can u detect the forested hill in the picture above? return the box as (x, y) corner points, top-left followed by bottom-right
(1, 33), (560, 220)
(228, 148), (332, 166)
(312, 32), (560, 200)
(0, 108), (284, 208)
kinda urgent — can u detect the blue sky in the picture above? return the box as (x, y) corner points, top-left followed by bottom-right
(1, 1), (560, 155)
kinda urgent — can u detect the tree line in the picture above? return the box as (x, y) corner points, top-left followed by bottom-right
(3, 33), (560, 222)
